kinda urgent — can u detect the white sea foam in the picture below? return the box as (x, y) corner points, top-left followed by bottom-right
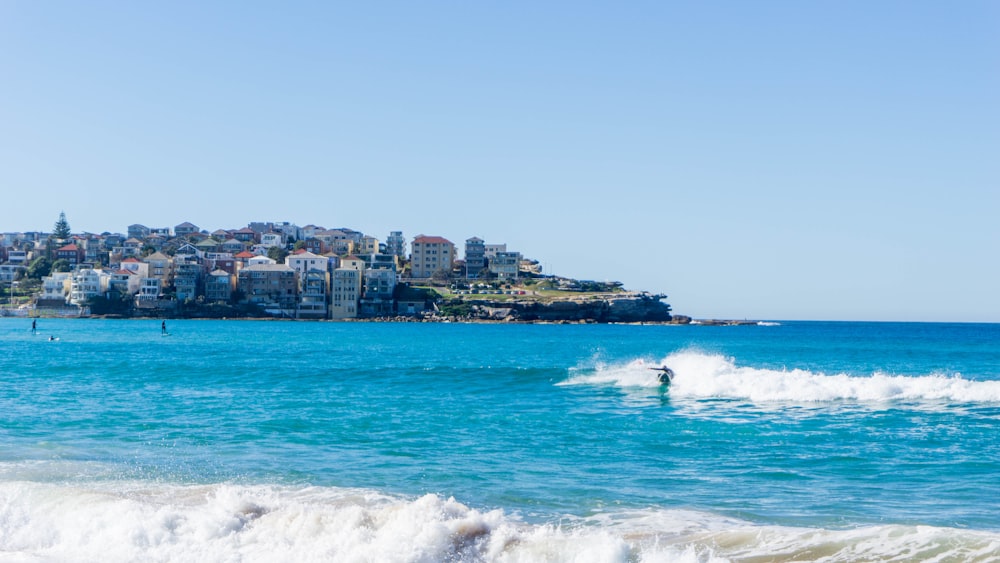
(562, 351), (1000, 405)
(0, 475), (997, 562)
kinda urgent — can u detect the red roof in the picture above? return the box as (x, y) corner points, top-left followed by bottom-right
(57, 243), (79, 251)
(234, 251), (256, 258)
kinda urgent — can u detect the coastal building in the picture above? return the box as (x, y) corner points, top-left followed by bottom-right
(297, 269), (328, 319)
(464, 237), (486, 279)
(205, 269), (234, 302)
(360, 268), (397, 317)
(127, 224), (150, 240)
(55, 243), (84, 269)
(386, 231), (406, 259)
(135, 278), (162, 308)
(174, 222), (200, 237)
(107, 269), (141, 297)
(173, 260), (203, 302)
(237, 263), (297, 312)
(232, 228), (257, 243)
(410, 235), (455, 279)
(119, 257), (150, 278)
(358, 236), (379, 255)
(144, 252), (173, 282)
(484, 244), (507, 259)
(121, 238), (143, 257)
(260, 232), (284, 248)
(339, 255), (365, 271)
(489, 251), (522, 280)
(286, 251), (326, 278)
(330, 267), (361, 319)
(69, 269), (105, 306)
(221, 238), (246, 255)
(39, 272), (73, 304)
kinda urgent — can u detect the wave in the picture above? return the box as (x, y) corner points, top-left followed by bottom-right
(0, 475), (997, 562)
(561, 351), (1000, 404)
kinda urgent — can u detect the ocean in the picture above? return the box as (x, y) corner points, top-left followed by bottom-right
(1, 319), (998, 562)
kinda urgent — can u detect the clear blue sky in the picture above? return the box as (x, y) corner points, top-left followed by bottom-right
(1, 1), (997, 322)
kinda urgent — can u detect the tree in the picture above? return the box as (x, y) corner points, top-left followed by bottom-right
(26, 257), (53, 279)
(51, 259), (71, 273)
(267, 246), (288, 264)
(52, 212), (71, 241)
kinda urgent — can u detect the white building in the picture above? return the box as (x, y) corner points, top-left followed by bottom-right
(69, 269), (105, 306)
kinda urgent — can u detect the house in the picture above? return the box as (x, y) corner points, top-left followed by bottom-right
(173, 261), (204, 302)
(237, 263), (297, 312)
(107, 269), (141, 297)
(260, 232), (284, 248)
(233, 251), (256, 268)
(360, 268), (397, 317)
(330, 267), (361, 319)
(394, 285), (435, 316)
(205, 269), (234, 302)
(135, 277), (162, 308)
(127, 224), (150, 240)
(5, 250), (28, 266)
(122, 238), (144, 257)
(232, 228), (257, 243)
(39, 272), (73, 304)
(286, 251), (326, 277)
(490, 251), (523, 280)
(359, 253), (397, 271)
(55, 243), (84, 269)
(484, 244), (507, 259)
(248, 255), (277, 266)
(297, 269), (328, 319)
(339, 255), (365, 271)
(194, 237), (221, 255)
(174, 243), (200, 259)
(358, 236), (379, 255)
(464, 237), (486, 279)
(410, 235), (455, 279)
(302, 238), (326, 255)
(144, 252), (172, 282)
(119, 257), (150, 278)
(204, 256), (236, 275)
(386, 231), (406, 258)
(144, 234), (167, 249)
(69, 269), (105, 306)
(221, 238), (246, 255)
(174, 222), (200, 237)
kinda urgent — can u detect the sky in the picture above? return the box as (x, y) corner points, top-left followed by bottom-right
(1, 1), (997, 322)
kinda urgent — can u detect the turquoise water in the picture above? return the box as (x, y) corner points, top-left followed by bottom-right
(2, 319), (999, 561)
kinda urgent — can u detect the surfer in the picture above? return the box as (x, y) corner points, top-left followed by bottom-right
(161, 320), (166, 335)
(649, 366), (675, 384)
(32, 319), (36, 334)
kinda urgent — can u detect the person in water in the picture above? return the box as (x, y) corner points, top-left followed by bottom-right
(32, 319), (36, 334)
(649, 366), (675, 384)
(161, 320), (166, 334)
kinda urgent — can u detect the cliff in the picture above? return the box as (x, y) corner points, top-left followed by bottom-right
(440, 292), (675, 323)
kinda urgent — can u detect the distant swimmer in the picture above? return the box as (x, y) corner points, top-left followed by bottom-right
(649, 366), (675, 384)
(48, 335), (55, 341)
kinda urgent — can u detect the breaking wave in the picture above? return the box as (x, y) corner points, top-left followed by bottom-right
(1, 474), (998, 562)
(561, 351), (1000, 405)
